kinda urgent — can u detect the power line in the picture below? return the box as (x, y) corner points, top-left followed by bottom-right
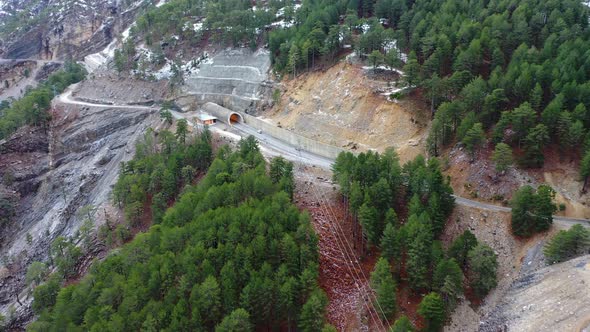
(305, 171), (393, 330)
(301, 170), (386, 330)
(292, 142), (391, 330)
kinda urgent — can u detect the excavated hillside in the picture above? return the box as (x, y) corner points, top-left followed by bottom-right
(480, 254), (590, 332)
(177, 48), (274, 114)
(0, 75), (166, 327)
(446, 143), (590, 220)
(265, 61), (429, 163)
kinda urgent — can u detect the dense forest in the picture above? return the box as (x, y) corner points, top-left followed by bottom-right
(136, 0), (590, 168)
(268, 0), (590, 167)
(131, 0), (290, 50)
(0, 62), (86, 140)
(332, 150), (498, 327)
(29, 134), (332, 331)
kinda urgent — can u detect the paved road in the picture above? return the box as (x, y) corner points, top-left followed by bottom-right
(453, 195), (590, 227)
(56, 91), (590, 227)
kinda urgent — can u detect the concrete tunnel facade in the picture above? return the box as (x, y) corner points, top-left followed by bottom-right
(202, 102), (243, 125)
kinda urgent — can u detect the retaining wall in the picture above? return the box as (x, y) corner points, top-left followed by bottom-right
(201, 102), (344, 160)
(244, 113), (344, 159)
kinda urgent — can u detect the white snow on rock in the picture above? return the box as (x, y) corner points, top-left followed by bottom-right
(83, 22), (135, 73)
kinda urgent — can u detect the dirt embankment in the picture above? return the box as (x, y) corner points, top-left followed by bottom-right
(265, 62), (429, 163)
(445, 144), (590, 220)
(480, 255), (590, 332)
(441, 203), (553, 332)
(74, 73), (168, 105)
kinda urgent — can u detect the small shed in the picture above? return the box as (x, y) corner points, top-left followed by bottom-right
(196, 113), (217, 125)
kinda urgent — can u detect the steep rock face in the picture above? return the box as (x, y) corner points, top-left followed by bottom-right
(1, 0), (148, 60)
(3, 31), (43, 59)
(0, 78), (161, 329)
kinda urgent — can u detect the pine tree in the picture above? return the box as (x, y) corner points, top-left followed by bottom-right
(530, 83), (543, 112)
(418, 292), (446, 332)
(151, 192), (167, 224)
(448, 230), (478, 270)
(368, 50), (384, 70)
(433, 259), (463, 308)
(196, 276), (222, 328)
(522, 124), (549, 168)
(287, 44), (300, 78)
(380, 223), (401, 262)
(370, 257), (397, 320)
(403, 51), (421, 87)
(581, 149), (590, 192)
(176, 119), (188, 145)
(407, 224), (432, 290)
(557, 111), (573, 148)
(462, 123), (485, 157)
(390, 315), (415, 332)
(467, 244), (498, 298)
(359, 201), (380, 247)
(544, 224), (590, 264)
(215, 309), (251, 332)
(492, 143), (513, 173)
(299, 290), (328, 332)
(511, 185), (555, 237)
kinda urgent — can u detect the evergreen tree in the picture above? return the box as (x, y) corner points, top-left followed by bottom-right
(368, 50), (384, 70)
(432, 259), (463, 309)
(215, 309), (251, 332)
(492, 143), (513, 173)
(544, 224), (590, 264)
(418, 292), (446, 332)
(511, 185), (555, 237)
(407, 223), (432, 290)
(299, 290), (328, 332)
(359, 201), (380, 247)
(581, 149), (590, 192)
(448, 230), (478, 270)
(380, 223), (401, 262)
(287, 44), (300, 78)
(370, 257), (397, 320)
(176, 119), (188, 145)
(389, 315), (414, 332)
(467, 244), (498, 298)
(403, 51), (421, 87)
(462, 123), (485, 157)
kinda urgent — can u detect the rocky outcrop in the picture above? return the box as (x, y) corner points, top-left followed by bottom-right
(1, 0), (147, 61)
(3, 31), (43, 59)
(0, 77), (161, 328)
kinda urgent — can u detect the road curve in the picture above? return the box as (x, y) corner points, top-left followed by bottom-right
(55, 90), (590, 227)
(57, 85), (157, 110)
(452, 195), (590, 228)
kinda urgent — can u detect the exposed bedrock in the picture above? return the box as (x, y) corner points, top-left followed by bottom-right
(0, 79), (160, 327)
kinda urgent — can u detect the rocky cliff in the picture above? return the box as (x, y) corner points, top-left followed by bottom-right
(0, 76), (165, 328)
(0, 0), (149, 60)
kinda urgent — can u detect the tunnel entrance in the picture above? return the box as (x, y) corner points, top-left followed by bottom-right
(229, 112), (243, 124)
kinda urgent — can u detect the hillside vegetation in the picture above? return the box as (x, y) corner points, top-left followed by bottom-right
(332, 150), (498, 326)
(269, 0), (590, 169)
(0, 62), (86, 140)
(29, 136), (330, 331)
